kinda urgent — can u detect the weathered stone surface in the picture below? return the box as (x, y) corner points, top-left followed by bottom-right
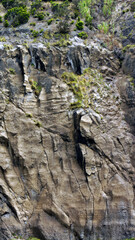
(0, 38), (135, 240)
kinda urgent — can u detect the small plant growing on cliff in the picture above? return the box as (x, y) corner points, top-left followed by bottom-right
(26, 113), (33, 118)
(1, 0), (27, 9)
(78, 31), (88, 39)
(131, 2), (135, 12)
(123, 238), (135, 240)
(103, 0), (114, 16)
(122, 44), (135, 52)
(43, 30), (53, 39)
(98, 22), (109, 34)
(0, 36), (6, 42)
(0, 16), (3, 23)
(4, 43), (13, 50)
(30, 22), (36, 26)
(29, 79), (42, 96)
(37, 11), (44, 20)
(47, 18), (53, 25)
(58, 18), (70, 33)
(52, 38), (71, 47)
(34, 120), (42, 128)
(31, 0), (42, 15)
(9, 68), (16, 74)
(76, 19), (84, 30)
(4, 19), (9, 27)
(78, 0), (93, 28)
(51, 0), (69, 17)
(31, 30), (39, 38)
(62, 68), (104, 109)
(4, 6), (30, 27)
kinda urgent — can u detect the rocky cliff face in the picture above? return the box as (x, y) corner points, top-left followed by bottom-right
(0, 1), (135, 240)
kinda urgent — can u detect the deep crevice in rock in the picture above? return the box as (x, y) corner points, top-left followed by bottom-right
(0, 186), (19, 220)
(32, 227), (47, 240)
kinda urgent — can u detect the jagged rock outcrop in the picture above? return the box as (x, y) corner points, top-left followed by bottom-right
(0, 35), (135, 240)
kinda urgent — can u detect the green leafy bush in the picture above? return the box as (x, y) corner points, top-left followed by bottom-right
(70, 20), (74, 24)
(9, 68), (15, 74)
(1, 0), (27, 9)
(47, 18), (53, 25)
(4, 19), (9, 27)
(98, 22), (109, 34)
(31, 7), (36, 15)
(31, 0), (42, 10)
(0, 36), (6, 41)
(76, 20), (84, 30)
(51, 0), (69, 17)
(57, 18), (70, 33)
(0, 16), (3, 23)
(52, 38), (71, 47)
(31, 30), (39, 38)
(85, 14), (93, 28)
(37, 12), (44, 20)
(103, 0), (114, 16)
(131, 2), (135, 12)
(73, 9), (80, 19)
(62, 69), (103, 110)
(4, 6), (30, 27)
(78, 0), (93, 27)
(78, 31), (88, 39)
(30, 22), (36, 26)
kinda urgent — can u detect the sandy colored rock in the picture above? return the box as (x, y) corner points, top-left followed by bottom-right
(0, 30), (135, 240)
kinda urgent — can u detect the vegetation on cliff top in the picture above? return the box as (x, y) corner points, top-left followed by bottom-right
(0, 0), (115, 30)
(0, 0), (134, 53)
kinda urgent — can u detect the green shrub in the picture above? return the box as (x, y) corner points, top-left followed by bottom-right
(4, 43), (13, 49)
(43, 30), (52, 39)
(30, 80), (42, 95)
(58, 19), (70, 33)
(9, 68), (15, 74)
(37, 12), (44, 20)
(85, 14), (93, 28)
(131, 2), (135, 12)
(123, 238), (135, 240)
(30, 22), (36, 26)
(62, 69), (103, 110)
(70, 20), (74, 24)
(76, 20), (84, 30)
(47, 18), (53, 25)
(78, 31), (88, 39)
(31, 7), (36, 15)
(51, 0), (69, 17)
(40, 29), (44, 33)
(78, 0), (93, 27)
(0, 16), (2, 23)
(98, 22), (109, 34)
(122, 44), (135, 52)
(103, 0), (114, 16)
(31, 30), (39, 38)
(52, 38), (71, 47)
(31, 0), (42, 10)
(73, 9), (80, 19)
(4, 19), (9, 27)
(0, 36), (6, 41)
(1, 0), (27, 9)
(26, 113), (33, 118)
(34, 120), (42, 127)
(4, 7), (30, 27)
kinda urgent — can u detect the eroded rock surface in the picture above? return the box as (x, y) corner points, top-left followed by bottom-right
(0, 38), (135, 240)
